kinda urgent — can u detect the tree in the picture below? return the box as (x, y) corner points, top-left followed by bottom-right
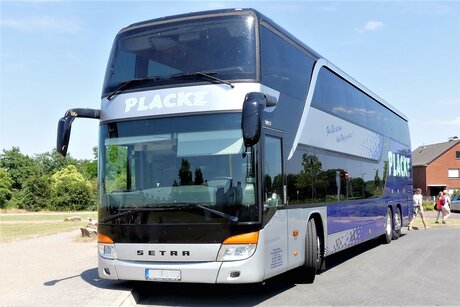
(194, 168), (204, 185)
(296, 154), (326, 201)
(0, 168), (13, 209)
(51, 165), (96, 211)
(178, 159), (193, 185)
(77, 146), (98, 180)
(35, 149), (76, 175)
(20, 175), (52, 212)
(0, 147), (41, 190)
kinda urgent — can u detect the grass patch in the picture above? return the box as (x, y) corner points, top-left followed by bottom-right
(0, 212), (97, 242)
(0, 212), (97, 222)
(409, 217), (460, 228)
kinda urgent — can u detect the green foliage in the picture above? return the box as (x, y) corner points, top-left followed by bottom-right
(34, 149), (76, 174)
(422, 199), (435, 211)
(19, 175), (52, 212)
(105, 145), (128, 193)
(51, 165), (96, 211)
(0, 168), (14, 208)
(0, 147), (42, 190)
(1, 147), (99, 212)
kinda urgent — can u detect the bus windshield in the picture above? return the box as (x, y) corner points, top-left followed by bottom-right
(102, 14), (257, 96)
(99, 114), (259, 224)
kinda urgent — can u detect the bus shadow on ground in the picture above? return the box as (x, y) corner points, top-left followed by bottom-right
(321, 234), (406, 272)
(130, 235), (406, 306)
(81, 268), (134, 291)
(44, 267), (130, 290)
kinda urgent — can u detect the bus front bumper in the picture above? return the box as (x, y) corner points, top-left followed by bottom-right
(98, 255), (265, 284)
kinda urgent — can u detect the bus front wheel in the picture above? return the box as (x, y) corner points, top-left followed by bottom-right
(304, 218), (321, 283)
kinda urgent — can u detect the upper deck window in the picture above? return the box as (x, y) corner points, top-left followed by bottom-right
(260, 25), (314, 100)
(103, 15), (256, 96)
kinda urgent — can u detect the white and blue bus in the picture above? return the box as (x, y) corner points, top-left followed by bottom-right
(57, 8), (412, 284)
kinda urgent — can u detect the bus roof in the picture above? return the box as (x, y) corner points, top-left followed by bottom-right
(120, 8), (408, 122)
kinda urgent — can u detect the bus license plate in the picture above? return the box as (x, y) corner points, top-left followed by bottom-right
(145, 269), (181, 281)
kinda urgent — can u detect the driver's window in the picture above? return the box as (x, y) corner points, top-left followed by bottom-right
(264, 136), (283, 207)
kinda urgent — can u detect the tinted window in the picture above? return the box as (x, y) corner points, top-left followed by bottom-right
(103, 15), (257, 95)
(261, 25), (314, 100)
(99, 113), (260, 224)
(286, 145), (387, 204)
(311, 67), (409, 145)
(264, 136), (283, 207)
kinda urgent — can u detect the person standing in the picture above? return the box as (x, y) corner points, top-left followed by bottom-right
(408, 188), (430, 230)
(441, 190), (452, 223)
(435, 191), (446, 223)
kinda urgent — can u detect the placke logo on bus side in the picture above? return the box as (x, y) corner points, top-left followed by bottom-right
(388, 151), (411, 177)
(124, 91), (208, 113)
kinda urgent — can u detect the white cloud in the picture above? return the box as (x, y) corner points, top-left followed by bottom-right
(364, 21), (384, 31)
(356, 21), (384, 33)
(1, 16), (80, 33)
(435, 98), (460, 107)
(428, 116), (460, 126)
(448, 116), (460, 126)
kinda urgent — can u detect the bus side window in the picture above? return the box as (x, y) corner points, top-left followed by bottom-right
(264, 136), (283, 207)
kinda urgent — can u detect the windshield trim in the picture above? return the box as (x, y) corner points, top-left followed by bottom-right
(121, 9), (258, 34)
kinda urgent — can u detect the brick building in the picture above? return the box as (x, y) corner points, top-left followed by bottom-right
(412, 139), (460, 197)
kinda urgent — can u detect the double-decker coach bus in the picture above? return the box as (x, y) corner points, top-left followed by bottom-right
(57, 8), (412, 283)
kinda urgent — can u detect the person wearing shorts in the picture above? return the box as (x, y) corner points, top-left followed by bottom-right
(408, 188), (430, 230)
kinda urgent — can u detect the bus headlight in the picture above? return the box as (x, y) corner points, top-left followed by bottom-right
(98, 243), (116, 259)
(217, 244), (257, 261)
(217, 231), (259, 261)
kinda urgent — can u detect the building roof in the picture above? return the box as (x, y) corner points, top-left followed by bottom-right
(412, 139), (460, 166)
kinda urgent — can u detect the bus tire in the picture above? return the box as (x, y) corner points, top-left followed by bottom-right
(304, 218), (321, 283)
(392, 207), (402, 240)
(381, 207), (392, 244)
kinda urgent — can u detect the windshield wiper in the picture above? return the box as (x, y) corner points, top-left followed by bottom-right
(171, 72), (234, 88)
(191, 203), (239, 223)
(107, 76), (163, 101)
(99, 207), (172, 223)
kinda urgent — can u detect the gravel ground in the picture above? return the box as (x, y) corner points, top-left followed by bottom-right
(0, 229), (133, 306)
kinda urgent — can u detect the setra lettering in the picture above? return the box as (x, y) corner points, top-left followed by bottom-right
(139, 250), (191, 257)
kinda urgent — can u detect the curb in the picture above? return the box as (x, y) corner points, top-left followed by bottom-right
(112, 289), (138, 306)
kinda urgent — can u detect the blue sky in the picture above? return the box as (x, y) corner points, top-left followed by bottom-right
(1, 1), (459, 160)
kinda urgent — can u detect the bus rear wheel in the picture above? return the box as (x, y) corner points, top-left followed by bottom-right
(381, 207), (392, 244)
(392, 207), (402, 240)
(304, 218), (321, 283)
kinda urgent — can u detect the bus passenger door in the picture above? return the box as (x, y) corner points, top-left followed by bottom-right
(262, 134), (289, 279)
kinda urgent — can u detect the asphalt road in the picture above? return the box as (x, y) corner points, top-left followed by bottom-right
(1, 215), (459, 306)
(134, 226), (460, 306)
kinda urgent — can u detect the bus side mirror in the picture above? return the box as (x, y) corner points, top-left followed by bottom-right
(56, 108), (100, 157)
(57, 115), (75, 157)
(241, 92), (277, 148)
